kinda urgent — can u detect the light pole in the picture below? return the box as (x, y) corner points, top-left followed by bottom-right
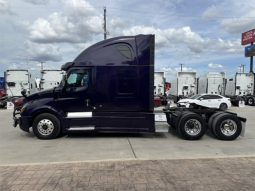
(40, 62), (44, 72)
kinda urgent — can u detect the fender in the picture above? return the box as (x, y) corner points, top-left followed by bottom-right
(20, 98), (65, 130)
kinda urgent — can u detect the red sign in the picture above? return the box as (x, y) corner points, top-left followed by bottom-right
(241, 29), (255, 45)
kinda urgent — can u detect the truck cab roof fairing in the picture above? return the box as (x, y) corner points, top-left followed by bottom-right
(73, 36), (136, 67)
(61, 35), (154, 69)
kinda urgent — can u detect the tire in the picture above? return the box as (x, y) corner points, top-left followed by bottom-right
(177, 111), (193, 136)
(32, 113), (61, 139)
(242, 96), (248, 105)
(247, 97), (255, 106)
(208, 112), (225, 136)
(219, 103), (228, 111)
(178, 113), (206, 140)
(212, 114), (242, 140)
(231, 101), (237, 106)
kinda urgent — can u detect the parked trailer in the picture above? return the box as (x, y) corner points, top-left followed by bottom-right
(4, 70), (36, 97)
(13, 35), (246, 140)
(40, 70), (63, 90)
(154, 72), (165, 96)
(197, 72), (226, 95)
(225, 72), (255, 106)
(166, 71), (197, 102)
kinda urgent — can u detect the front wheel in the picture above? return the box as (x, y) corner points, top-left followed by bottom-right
(32, 113), (61, 139)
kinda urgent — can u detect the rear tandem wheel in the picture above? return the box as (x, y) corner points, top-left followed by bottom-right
(177, 112), (206, 140)
(211, 113), (242, 140)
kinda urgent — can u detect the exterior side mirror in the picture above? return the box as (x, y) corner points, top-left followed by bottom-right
(21, 89), (27, 98)
(61, 74), (67, 92)
(61, 74), (67, 87)
(199, 98), (203, 101)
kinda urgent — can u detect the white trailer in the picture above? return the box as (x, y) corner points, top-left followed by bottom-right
(166, 71), (197, 102)
(40, 70), (63, 90)
(4, 70), (36, 97)
(154, 72), (165, 96)
(198, 72), (226, 95)
(225, 72), (255, 106)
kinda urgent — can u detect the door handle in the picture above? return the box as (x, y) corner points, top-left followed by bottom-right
(85, 99), (90, 106)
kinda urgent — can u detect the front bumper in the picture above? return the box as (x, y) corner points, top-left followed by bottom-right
(13, 107), (31, 132)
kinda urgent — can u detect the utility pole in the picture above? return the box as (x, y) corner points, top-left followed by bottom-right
(40, 62), (44, 72)
(103, 7), (107, 40)
(179, 63), (184, 71)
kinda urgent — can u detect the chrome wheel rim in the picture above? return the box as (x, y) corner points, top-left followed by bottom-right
(248, 99), (253, 105)
(37, 119), (54, 135)
(220, 119), (237, 136)
(184, 119), (201, 136)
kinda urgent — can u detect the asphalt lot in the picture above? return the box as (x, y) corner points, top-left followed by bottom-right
(0, 106), (255, 166)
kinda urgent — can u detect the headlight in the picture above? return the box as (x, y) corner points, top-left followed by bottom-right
(20, 106), (26, 114)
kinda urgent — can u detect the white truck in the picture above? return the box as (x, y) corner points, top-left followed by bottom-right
(225, 72), (255, 106)
(154, 72), (165, 96)
(197, 72), (226, 95)
(4, 70), (36, 97)
(40, 70), (64, 90)
(166, 71), (197, 102)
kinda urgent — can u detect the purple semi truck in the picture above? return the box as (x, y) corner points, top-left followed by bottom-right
(13, 35), (246, 140)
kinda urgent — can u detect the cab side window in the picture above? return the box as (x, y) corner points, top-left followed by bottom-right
(67, 70), (88, 88)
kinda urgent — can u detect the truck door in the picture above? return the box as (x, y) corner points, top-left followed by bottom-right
(58, 68), (92, 112)
(56, 67), (98, 129)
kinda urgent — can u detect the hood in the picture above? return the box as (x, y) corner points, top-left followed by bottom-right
(26, 87), (55, 101)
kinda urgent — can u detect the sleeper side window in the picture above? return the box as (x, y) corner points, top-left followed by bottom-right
(67, 69), (88, 88)
(117, 69), (136, 94)
(116, 45), (132, 59)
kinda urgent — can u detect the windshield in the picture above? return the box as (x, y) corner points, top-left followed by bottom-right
(188, 94), (201, 99)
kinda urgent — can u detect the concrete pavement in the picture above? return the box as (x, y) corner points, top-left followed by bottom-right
(0, 106), (255, 165)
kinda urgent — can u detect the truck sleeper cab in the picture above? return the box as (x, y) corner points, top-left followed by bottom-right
(13, 35), (156, 139)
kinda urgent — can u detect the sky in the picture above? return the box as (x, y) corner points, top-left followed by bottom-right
(0, 0), (254, 82)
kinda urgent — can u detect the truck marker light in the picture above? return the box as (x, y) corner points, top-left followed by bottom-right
(20, 107), (26, 114)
